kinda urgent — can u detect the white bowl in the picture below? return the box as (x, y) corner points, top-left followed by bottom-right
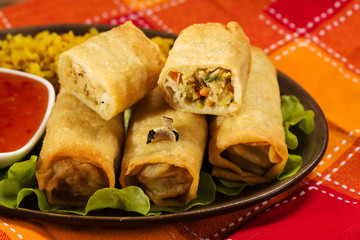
(0, 68), (55, 168)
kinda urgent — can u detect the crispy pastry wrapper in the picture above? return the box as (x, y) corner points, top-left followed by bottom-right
(120, 88), (208, 206)
(58, 21), (165, 120)
(158, 21), (251, 116)
(208, 47), (288, 183)
(36, 89), (124, 207)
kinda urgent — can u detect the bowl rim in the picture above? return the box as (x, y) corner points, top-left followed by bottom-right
(0, 68), (55, 166)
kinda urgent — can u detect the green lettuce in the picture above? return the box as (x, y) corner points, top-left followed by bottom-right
(215, 95), (315, 195)
(0, 157), (215, 215)
(277, 154), (303, 180)
(215, 178), (250, 196)
(276, 95), (314, 180)
(281, 95), (315, 149)
(0, 95), (314, 215)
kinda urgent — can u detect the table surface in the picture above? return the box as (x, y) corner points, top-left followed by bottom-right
(0, 0), (359, 239)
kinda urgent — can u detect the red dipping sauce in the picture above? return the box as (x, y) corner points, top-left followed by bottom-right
(0, 72), (49, 153)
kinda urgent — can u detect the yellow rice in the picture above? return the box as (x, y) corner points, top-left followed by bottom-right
(0, 27), (174, 91)
(0, 28), (99, 89)
(151, 36), (174, 59)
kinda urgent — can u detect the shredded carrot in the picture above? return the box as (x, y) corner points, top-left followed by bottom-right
(205, 99), (213, 106)
(199, 88), (210, 97)
(173, 72), (178, 82)
(173, 72), (181, 85)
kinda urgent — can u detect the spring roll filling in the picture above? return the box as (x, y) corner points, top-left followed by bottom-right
(135, 163), (193, 201)
(221, 144), (274, 176)
(165, 68), (234, 109)
(48, 159), (109, 202)
(71, 63), (110, 111)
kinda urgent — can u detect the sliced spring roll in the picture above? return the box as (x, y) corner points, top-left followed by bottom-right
(120, 88), (208, 206)
(36, 89), (124, 207)
(158, 22), (251, 116)
(208, 47), (288, 183)
(58, 21), (165, 120)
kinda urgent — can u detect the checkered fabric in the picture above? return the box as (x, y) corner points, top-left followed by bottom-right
(0, 0), (359, 239)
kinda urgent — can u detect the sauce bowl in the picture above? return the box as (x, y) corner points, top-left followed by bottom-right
(0, 68), (55, 168)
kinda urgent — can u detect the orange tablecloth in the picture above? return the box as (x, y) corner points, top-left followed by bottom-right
(1, 0), (360, 239)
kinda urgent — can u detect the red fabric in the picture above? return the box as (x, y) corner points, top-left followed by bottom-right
(0, 230), (11, 240)
(230, 181), (360, 239)
(101, 12), (156, 28)
(0, 0), (360, 239)
(265, 0), (348, 33)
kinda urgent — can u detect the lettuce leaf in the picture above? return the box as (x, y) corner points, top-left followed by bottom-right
(0, 94), (315, 215)
(215, 178), (249, 196)
(277, 154), (303, 180)
(0, 157), (215, 216)
(0, 156), (38, 208)
(277, 95), (315, 179)
(216, 95), (315, 195)
(0, 156), (151, 215)
(281, 95), (315, 149)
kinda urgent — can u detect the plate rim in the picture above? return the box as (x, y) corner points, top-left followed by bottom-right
(0, 24), (328, 227)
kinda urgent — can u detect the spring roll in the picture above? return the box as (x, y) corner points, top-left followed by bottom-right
(158, 21), (251, 116)
(208, 47), (288, 183)
(120, 88), (208, 206)
(36, 89), (124, 207)
(58, 21), (165, 120)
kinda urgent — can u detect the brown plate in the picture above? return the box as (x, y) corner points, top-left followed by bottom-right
(0, 24), (328, 227)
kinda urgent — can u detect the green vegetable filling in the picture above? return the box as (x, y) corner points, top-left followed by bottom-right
(174, 67), (233, 108)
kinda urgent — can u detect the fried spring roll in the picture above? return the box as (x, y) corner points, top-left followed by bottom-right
(158, 22), (251, 116)
(36, 89), (124, 207)
(120, 88), (208, 206)
(58, 21), (165, 120)
(208, 47), (288, 183)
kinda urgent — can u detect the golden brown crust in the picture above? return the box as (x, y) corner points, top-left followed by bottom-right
(58, 21), (165, 120)
(120, 88), (208, 206)
(157, 22), (251, 116)
(36, 89), (124, 206)
(208, 47), (288, 183)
